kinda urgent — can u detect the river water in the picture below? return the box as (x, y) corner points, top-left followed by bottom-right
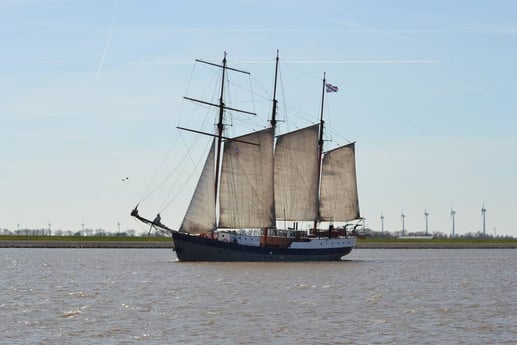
(1, 248), (515, 345)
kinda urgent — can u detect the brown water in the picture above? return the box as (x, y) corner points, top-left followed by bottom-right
(1, 249), (515, 344)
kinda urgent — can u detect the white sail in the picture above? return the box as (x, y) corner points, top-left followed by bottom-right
(179, 140), (216, 234)
(319, 143), (360, 222)
(219, 128), (275, 228)
(274, 124), (320, 221)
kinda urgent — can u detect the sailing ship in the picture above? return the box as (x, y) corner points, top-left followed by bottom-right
(131, 52), (361, 261)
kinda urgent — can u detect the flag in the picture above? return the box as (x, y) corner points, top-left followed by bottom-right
(326, 83), (338, 93)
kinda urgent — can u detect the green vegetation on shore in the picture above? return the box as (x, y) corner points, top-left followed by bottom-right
(1, 235), (516, 249)
(358, 237), (517, 244)
(0, 235), (171, 242)
(2, 235), (515, 244)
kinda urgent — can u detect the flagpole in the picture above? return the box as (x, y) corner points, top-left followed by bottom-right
(314, 72), (326, 233)
(319, 72), (326, 146)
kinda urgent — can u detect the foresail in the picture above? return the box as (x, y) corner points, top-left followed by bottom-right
(219, 128), (275, 228)
(274, 124), (320, 221)
(319, 143), (360, 222)
(179, 139), (216, 234)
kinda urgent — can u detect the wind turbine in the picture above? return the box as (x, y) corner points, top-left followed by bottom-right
(450, 206), (456, 237)
(401, 209), (406, 236)
(380, 212), (385, 234)
(424, 208), (429, 235)
(481, 203), (487, 237)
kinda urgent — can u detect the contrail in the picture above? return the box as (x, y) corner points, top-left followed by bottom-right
(237, 59), (439, 64)
(2, 59), (438, 68)
(96, 3), (117, 79)
(124, 59), (438, 65)
(1, 60), (68, 66)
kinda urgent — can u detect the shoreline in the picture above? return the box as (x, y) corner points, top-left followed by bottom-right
(355, 241), (517, 249)
(0, 240), (172, 249)
(1, 239), (516, 249)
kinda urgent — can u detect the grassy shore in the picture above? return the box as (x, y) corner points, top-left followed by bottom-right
(0, 235), (172, 248)
(1, 235), (516, 249)
(356, 237), (517, 249)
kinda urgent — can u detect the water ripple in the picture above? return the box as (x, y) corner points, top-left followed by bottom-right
(1, 248), (515, 344)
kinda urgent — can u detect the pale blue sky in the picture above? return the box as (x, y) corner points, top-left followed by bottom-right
(1, 0), (516, 236)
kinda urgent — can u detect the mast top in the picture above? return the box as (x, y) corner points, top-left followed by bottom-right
(196, 53), (250, 75)
(270, 50), (280, 128)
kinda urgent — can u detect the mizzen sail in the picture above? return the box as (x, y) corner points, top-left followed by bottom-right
(319, 143), (360, 222)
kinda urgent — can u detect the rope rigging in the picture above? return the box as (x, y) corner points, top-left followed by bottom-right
(135, 54), (352, 228)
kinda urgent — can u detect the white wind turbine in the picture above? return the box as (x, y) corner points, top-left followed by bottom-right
(450, 206), (456, 237)
(401, 209), (406, 236)
(424, 208), (429, 235)
(481, 203), (487, 237)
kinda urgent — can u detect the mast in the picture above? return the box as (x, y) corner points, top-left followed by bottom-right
(263, 50), (280, 245)
(214, 52), (227, 202)
(180, 52), (254, 226)
(319, 73), (326, 148)
(314, 72), (326, 231)
(270, 50), (279, 128)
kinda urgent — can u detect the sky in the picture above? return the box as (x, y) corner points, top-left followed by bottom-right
(1, 0), (516, 236)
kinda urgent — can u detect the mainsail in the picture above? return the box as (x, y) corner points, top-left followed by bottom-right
(274, 124), (320, 221)
(179, 139), (216, 234)
(319, 143), (360, 221)
(219, 128), (275, 228)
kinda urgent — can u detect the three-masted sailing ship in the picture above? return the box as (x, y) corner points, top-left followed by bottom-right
(132, 52), (361, 261)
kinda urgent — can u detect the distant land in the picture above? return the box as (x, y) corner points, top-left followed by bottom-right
(1, 236), (516, 249)
(0, 235), (170, 248)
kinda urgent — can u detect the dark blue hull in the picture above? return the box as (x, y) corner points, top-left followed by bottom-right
(171, 232), (353, 262)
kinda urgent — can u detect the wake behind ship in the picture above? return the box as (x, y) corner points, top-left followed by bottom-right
(132, 51), (361, 261)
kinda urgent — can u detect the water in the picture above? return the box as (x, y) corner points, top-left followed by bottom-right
(1, 249), (515, 345)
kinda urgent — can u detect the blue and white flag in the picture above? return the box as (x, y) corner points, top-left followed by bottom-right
(326, 83), (339, 92)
